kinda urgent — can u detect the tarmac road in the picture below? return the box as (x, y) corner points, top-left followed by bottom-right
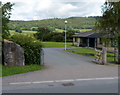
(3, 78), (118, 93)
(2, 48), (118, 93)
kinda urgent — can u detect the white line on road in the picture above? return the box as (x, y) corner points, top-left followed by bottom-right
(9, 77), (118, 85)
(32, 81), (54, 84)
(55, 79), (74, 82)
(75, 77), (118, 81)
(9, 82), (31, 85)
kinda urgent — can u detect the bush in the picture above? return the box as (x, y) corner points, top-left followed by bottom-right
(15, 29), (22, 33)
(34, 28), (75, 42)
(51, 32), (64, 42)
(34, 27), (51, 41)
(9, 34), (42, 65)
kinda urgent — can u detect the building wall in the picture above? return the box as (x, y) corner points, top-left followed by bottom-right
(96, 38), (103, 48)
(73, 37), (80, 46)
(73, 37), (116, 52)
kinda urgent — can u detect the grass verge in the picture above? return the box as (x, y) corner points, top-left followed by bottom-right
(42, 42), (73, 48)
(66, 48), (115, 62)
(1, 64), (44, 77)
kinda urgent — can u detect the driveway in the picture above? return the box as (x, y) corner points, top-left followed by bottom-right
(2, 48), (118, 85)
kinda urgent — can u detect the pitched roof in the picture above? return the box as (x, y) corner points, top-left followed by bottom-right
(87, 32), (101, 38)
(72, 31), (100, 38)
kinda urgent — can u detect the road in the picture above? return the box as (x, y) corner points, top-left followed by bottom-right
(2, 48), (118, 93)
(3, 78), (118, 93)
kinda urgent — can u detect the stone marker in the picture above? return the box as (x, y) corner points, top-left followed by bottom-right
(3, 39), (25, 66)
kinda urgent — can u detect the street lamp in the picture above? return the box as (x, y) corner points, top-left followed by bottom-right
(64, 20), (68, 50)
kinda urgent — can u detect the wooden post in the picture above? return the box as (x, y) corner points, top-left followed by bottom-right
(118, 36), (120, 64)
(73, 38), (75, 45)
(94, 38), (96, 48)
(77, 38), (80, 47)
(118, 48), (120, 64)
(73, 38), (75, 42)
(114, 47), (118, 63)
(102, 47), (107, 64)
(87, 38), (89, 47)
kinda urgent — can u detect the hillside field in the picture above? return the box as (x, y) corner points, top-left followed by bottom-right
(9, 28), (92, 35)
(8, 17), (97, 31)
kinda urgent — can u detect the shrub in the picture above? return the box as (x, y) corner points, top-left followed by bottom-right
(34, 27), (75, 42)
(9, 34), (42, 65)
(51, 32), (64, 42)
(34, 27), (51, 41)
(15, 29), (22, 33)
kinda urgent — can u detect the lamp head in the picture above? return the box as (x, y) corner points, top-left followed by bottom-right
(64, 20), (68, 24)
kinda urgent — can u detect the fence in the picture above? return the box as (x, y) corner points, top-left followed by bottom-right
(94, 47), (107, 65)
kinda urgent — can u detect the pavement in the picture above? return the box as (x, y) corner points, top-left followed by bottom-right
(2, 48), (118, 93)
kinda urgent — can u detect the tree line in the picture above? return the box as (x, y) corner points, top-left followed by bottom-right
(34, 27), (75, 42)
(8, 17), (97, 31)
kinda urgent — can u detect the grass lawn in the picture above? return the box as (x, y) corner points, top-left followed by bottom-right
(53, 29), (92, 33)
(1, 64), (44, 77)
(42, 42), (73, 48)
(74, 29), (92, 33)
(66, 48), (115, 62)
(9, 30), (37, 35)
(54, 29), (64, 32)
(79, 29), (92, 32)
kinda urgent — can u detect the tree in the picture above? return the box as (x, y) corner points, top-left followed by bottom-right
(96, 1), (120, 63)
(65, 29), (75, 42)
(1, 2), (13, 39)
(34, 27), (51, 41)
(51, 32), (64, 42)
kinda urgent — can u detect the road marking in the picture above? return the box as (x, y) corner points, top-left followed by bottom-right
(32, 81), (54, 84)
(95, 77), (116, 80)
(55, 79), (74, 82)
(75, 77), (118, 81)
(9, 82), (31, 85)
(9, 77), (118, 85)
(75, 78), (95, 81)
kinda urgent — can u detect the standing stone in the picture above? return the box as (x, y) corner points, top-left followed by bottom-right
(3, 39), (25, 66)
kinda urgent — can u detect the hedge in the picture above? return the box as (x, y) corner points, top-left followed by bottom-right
(9, 34), (42, 65)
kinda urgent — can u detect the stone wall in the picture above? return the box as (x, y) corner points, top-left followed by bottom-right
(3, 39), (25, 66)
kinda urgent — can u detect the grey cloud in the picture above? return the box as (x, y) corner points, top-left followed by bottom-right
(8, 0), (104, 20)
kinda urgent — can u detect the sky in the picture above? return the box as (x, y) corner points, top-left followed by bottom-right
(1, 0), (105, 21)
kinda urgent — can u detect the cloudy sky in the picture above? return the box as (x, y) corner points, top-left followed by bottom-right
(1, 0), (105, 21)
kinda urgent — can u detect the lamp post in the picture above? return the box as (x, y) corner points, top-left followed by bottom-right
(64, 20), (68, 50)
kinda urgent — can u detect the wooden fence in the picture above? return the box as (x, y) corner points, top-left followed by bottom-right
(94, 48), (107, 65)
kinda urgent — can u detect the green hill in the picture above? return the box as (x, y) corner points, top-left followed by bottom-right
(8, 17), (97, 31)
